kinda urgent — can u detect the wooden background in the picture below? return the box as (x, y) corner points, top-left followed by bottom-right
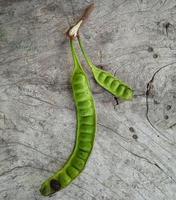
(0, 0), (176, 199)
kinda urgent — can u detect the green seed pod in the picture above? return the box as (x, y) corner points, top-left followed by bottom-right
(77, 36), (134, 100)
(40, 39), (96, 196)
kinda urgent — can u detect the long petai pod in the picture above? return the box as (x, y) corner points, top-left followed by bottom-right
(40, 39), (96, 196)
(77, 35), (134, 100)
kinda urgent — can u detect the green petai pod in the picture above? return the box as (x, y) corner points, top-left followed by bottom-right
(77, 36), (134, 100)
(40, 39), (96, 196)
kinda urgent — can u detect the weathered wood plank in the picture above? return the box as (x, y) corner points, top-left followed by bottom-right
(0, 0), (176, 199)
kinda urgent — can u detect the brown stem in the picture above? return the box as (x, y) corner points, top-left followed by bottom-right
(80, 3), (95, 22)
(66, 3), (95, 39)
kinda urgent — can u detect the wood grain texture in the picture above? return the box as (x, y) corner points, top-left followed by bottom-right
(0, 0), (176, 199)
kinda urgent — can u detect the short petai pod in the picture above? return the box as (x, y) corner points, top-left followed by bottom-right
(78, 36), (134, 100)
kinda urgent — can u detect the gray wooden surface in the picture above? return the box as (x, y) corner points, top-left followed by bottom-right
(0, 0), (176, 200)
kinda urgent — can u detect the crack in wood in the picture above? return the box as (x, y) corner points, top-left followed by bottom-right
(145, 61), (176, 143)
(0, 139), (64, 162)
(98, 122), (130, 141)
(0, 165), (54, 177)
